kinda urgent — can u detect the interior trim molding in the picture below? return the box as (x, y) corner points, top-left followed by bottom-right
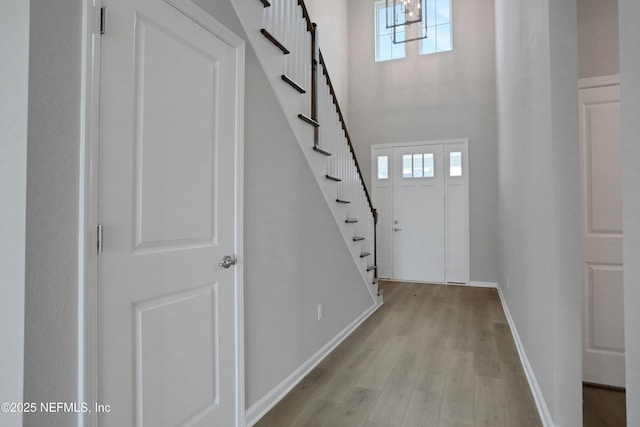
(578, 74), (620, 89)
(496, 285), (554, 427)
(468, 281), (498, 288)
(245, 301), (383, 426)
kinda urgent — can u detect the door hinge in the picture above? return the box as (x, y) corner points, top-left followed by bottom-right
(97, 224), (103, 254)
(100, 6), (107, 35)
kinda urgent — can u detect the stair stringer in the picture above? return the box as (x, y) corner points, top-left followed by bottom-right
(230, 0), (381, 304)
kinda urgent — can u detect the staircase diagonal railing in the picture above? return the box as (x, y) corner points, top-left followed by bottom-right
(260, 0), (379, 291)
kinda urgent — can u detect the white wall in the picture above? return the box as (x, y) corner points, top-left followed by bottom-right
(305, 0), (349, 115)
(0, 2), (29, 426)
(22, 1), (83, 426)
(347, 0), (499, 283)
(619, 0), (640, 424)
(578, 0), (619, 79)
(495, 0), (582, 425)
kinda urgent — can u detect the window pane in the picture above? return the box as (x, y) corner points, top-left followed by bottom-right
(426, 0), (436, 27)
(424, 153), (435, 177)
(413, 154), (423, 177)
(436, 23), (453, 52)
(402, 155), (413, 178)
(420, 32), (437, 55)
(391, 32), (406, 57)
(419, 0), (452, 56)
(377, 156), (389, 179)
(379, 6), (388, 32)
(435, 0), (451, 25)
(450, 151), (462, 177)
(375, 1), (407, 62)
(378, 36), (392, 61)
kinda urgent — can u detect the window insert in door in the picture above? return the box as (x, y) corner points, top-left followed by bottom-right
(402, 153), (435, 178)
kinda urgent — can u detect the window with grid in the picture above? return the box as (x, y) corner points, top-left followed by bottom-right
(419, 0), (453, 55)
(375, 1), (406, 62)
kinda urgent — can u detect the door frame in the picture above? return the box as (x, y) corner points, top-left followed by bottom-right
(78, 1), (246, 425)
(371, 138), (469, 284)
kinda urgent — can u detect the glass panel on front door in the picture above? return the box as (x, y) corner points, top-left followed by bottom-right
(402, 153), (436, 178)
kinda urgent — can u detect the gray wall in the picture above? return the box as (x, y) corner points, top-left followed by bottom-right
(578, 0), (619, 78)
(495, 0), (582, 425)
(23, 1), (83, 426)
(347, 0), (498, 283)
(0, 2), (29, 426)
(242, 50), (374, 405)
(619, 0), (640, 424)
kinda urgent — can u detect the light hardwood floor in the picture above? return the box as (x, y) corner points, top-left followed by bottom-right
(583, 384), (626, 427)
(254, 280), (542, 427)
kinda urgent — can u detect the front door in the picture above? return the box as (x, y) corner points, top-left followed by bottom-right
(580, 81), (625, 387)
(372, 141), (469, 284)
(392, 144), (446, 282)
(98, 0), (244, 425)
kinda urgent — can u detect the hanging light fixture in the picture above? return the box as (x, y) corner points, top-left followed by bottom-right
(385, 0), (428, 44)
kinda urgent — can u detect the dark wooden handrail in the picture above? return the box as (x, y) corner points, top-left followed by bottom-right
(318, 50), (377, 221)
(297, 0), (314, 32)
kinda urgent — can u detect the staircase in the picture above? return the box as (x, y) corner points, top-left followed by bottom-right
(231, 0), (382, 302)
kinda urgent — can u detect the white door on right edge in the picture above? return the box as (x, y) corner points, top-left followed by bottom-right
(392, 145), (446, 282)
(580, 82), (625, 387)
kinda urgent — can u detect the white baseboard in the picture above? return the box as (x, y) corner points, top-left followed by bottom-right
(496, 285), (554, 427)
(468, 281), (498, 288)
(245, 301), (383, 426)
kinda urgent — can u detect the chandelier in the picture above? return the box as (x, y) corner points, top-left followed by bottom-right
(385, 0), (428, 44)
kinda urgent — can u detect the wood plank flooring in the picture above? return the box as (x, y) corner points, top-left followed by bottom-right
(255, 281), (542, 427)
(583, 384), (626, 427)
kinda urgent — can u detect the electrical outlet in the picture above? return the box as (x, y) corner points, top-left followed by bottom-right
(317, 304), (323, 320)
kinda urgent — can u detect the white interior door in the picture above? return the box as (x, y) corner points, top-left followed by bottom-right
(580, 82), (625, 387)
(98, 0), (244, 425)
(392, 145), (446, 282)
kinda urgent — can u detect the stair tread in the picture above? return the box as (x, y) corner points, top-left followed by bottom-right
(298, 114), (319, 127)
(353, 236), (365, 241)
(281, 74), (306, 93)
(345, 218), (358, 223)
(258, 0), (271, 7)
(360, 252), (371, 258)
(336, 199), (351, 204)
(366, 265), (376, 271)
(260, 29), (289, 54)
(312, 146), (331, 156)
(326, 175), (342, 182)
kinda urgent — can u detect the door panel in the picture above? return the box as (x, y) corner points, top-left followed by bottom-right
(99, 0), (242, 425)
(392, 145), (445, 282)
(580, 83), (624, 387)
